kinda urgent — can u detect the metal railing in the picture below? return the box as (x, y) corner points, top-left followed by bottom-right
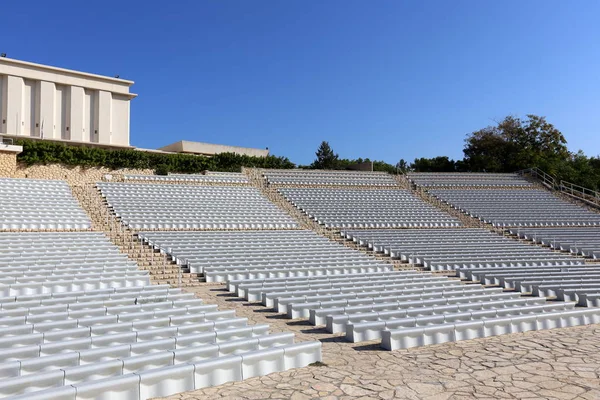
(0, 135), (14, 146)
(516, 167), (557, 189)
(559, 180), (600, 209)
(517, 167), (600, 209)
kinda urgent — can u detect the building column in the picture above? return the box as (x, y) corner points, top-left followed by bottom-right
(68, 86), (85, 141)
(97, 90), (112, 145)
(38, 81), (56, 139)
(0, 75), (6, 134)
(5, 75), (24, 135)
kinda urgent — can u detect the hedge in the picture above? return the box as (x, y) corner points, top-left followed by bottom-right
(14, 139), (295, 173)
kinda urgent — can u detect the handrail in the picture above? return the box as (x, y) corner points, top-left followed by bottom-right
(0, 135), (14, 146)
(516, 167), (557, 189)
(559, 180), (600, 208)
(516, 167), (600, 209)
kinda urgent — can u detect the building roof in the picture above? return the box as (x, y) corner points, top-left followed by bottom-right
(159, 140), (269, 157)
(0, 57), (137, 98)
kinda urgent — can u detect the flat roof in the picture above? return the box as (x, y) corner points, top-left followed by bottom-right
(0, 57), (134, 85)
(0, 57), (137, 98)
(159, 140), (270, 156)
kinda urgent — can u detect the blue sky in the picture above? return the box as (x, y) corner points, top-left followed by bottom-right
(3, 1), (599, 165)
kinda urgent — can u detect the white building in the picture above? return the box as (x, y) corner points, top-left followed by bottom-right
(158, 140), (270, 157)
(0, 56), (136, 147)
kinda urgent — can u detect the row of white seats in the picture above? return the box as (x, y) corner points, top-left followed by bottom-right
(325, 297), (546, 334)
(429, 189), (600, 227)
(207, 264), (393, 283)
(510, 227), (600, 259)
(0, 297), (205, 320)
(0, 231), (323, 398)
(347, 302), (573, 342)
(0, 178), (92, 231)
(0, 290), (194, 313)
(226, 259), (593, 351)
(261, 279), (462, 310)
(0, 267), (138, 278)
(0, 277), (151, 297)
(0, 326), (278, 374)
(263, 170), (397, 186)
(1, 340), (320, 399)
(278, 188), (460, 228)
(460, 266), (600, 284)
(0, 286), (183, 311)
(114, 222), (299, 230)
(138, 230), (389, 281)
(226, 270), (412, 294)
(308, 290), (515, 325)
(382, 309), (600, 350)
(266, 178), (398, 186)
(98, 182), (298, 230)
(0, 271), (148, 285)
(0, 221), (91, 231)
(245, 275), (449, 303)
(341, 228), (584, 271)
(407, 172), (533, 188)
(426, 257), (584, 271)
(281, 290), (520, 319)
(124, 173), (248, 184)
(577, 293), (600, 307)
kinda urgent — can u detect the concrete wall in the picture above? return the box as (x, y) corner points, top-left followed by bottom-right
(159, 140), (270, 157)
(0, 152), (17, 177)
(0, 57), (135, 147)
(0, 144), (22, 177)
(0, 144), (151, 185)
(10, 164), (153, 186)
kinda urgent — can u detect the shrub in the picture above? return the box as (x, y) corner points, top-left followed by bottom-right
(14, 139), (295, 172)
(154, 164), (171, 175)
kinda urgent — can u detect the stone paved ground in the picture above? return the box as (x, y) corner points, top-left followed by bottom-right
(160, 284), (600, 400)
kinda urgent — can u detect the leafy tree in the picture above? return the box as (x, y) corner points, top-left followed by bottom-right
(395, 159), (409, 173)
(462, 127), (512, 172)
(463, 115), (569, 173)
(556, 151), (600, 191)
(372, 160), (396, 174)
(411, 156), (457, 172)
(310, 141), (339, 169)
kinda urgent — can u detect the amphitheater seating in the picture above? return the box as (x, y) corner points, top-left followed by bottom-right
(429, 189), (600, 227)
(0, 178), (91, 230)
(263, 169), (398, 187)
(407, 172), (533, 188)
(511, 227), (600, 258)
(0, 231), (321, 399)
(278, 188), (461, 228)
(381, 308), (600, 350)
(459, 266), (600, 284)
(222, 268), (596, 350)
(138, 230), (392, 282)
(342, 229), (582, 271)
(459, 264), (600, 304)
(124, 172), (248, 184)
(97, 183), (298, 230)
(348, 301), (574, 342)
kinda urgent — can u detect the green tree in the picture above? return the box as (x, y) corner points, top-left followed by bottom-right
(310, 141), (339, 169)
(411, 156), (456, 172)
(395, 159), (409, 173)
(463, 115), (569, 173)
